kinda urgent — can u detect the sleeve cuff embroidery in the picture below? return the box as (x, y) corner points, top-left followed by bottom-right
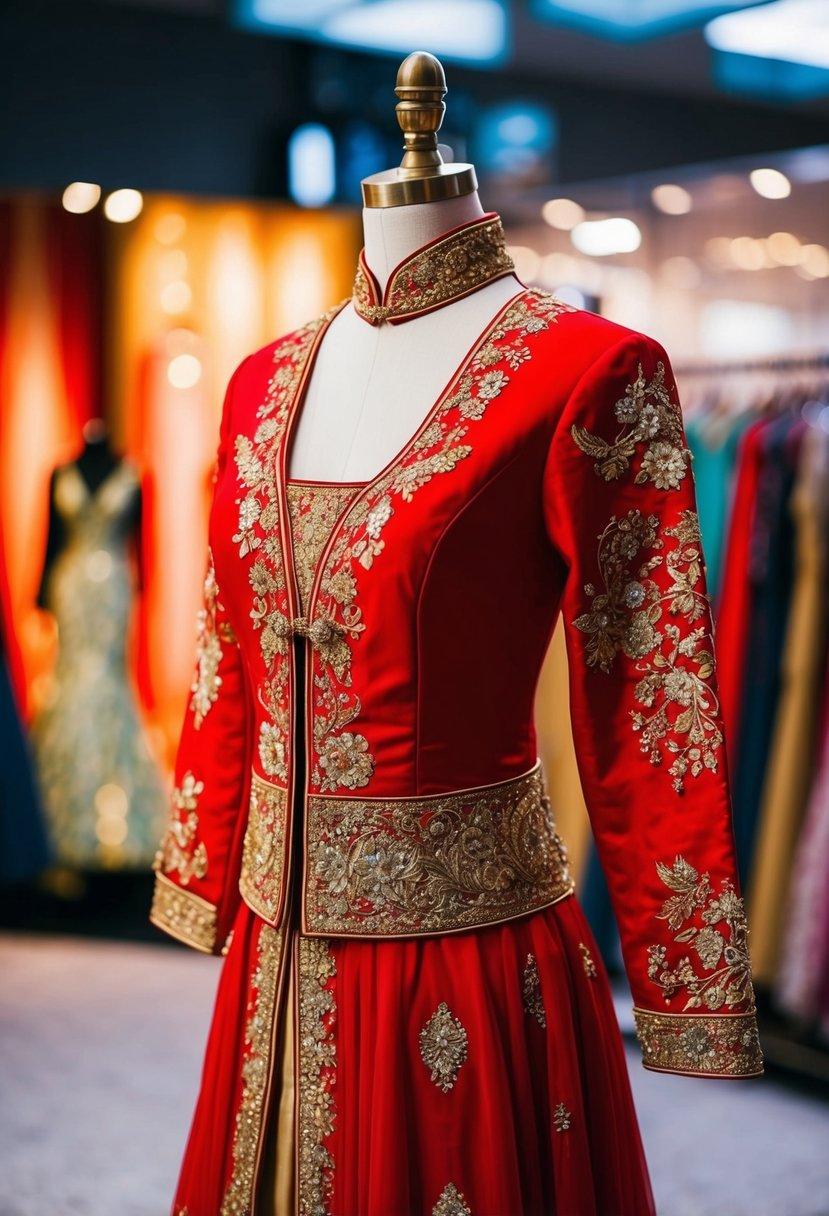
(150, 872), (219, 954)
(633, 1008), (763, 1077)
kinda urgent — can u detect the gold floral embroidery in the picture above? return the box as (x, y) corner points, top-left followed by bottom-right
(432, 1182), (473, 1216)
(153, 771), (208, 885)
(633, 1008), (763, 1077)
(522, 953), (546, 1027)
(353, 214), (515, 325)
(285, 482), (361, 614)
(304, 761), (574, 936)
(310, 290), (573, 789)
(233, 311), (341, 801)
(220, 923), (284, 1216)
(553, 1102), (572, 1132)
(573, 508), (723, 791)
(189, 548), (225, 729)
(239, 772), (288, 923)
(420, 1001), (468, 1092)
(149, 872), (217, 953)
(298, 937), (337, 1216)
(579, 942), (598, 979)
(571, 359), (690, 489)
(647, 855), (756, 1013)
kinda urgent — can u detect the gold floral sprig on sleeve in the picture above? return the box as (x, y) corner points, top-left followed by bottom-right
(572, 509), (723, 791)
(571, 360), (690, 489)
(647, 855), (755, 1013)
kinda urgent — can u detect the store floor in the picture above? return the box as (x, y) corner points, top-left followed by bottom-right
(1, 932), (828, 1216)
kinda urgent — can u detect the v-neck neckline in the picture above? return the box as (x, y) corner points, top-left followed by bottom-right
(280, 285), (531, 502)
(276, 285), (532, 619)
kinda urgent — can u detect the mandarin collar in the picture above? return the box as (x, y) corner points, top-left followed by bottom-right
(351, 212), (515, 326)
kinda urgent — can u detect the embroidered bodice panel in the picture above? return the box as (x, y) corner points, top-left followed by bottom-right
(285, 481), (363, 615)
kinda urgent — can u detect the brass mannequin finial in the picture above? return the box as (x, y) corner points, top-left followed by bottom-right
(361, 51), (478, 208)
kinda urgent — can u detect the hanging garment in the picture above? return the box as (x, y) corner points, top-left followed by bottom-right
(32, 460), (166, 868)
(747, 423), (829, 982)
(150, 215), (762, 1216)
(732, 413), (805, 886)
(685, 407), (754, 604)
(715, 416), (769, 764)
(774, 642), (829, 1029)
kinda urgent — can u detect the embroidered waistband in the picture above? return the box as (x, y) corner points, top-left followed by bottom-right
(304, 759), (573, 937)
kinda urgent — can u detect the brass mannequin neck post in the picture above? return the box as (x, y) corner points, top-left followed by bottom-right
(361, 51), (478, 208)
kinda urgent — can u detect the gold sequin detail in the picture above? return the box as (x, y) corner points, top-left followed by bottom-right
(420, 1001), (468, 1093)
(149, 872), (217, 954)
(522, 953), (546, 1027)
(298, 937), (337, 1216)
(153, 771), (208, 885)
(305, 761), (573, 936)
(189, 548), (226, 729)
(432, 1182), (473, 1216)
(553, 1102), (572, 1132)
(571, 358), (689, 489)
(239, 772), (288, 923)
(647, 855), (756, 1013)
(220, 923), (284, 1215)
(633, 1008), (763, 1077)
(579, 942), (598, 979)
(573, 508), (723, 791)
(353, 215), (515, 325)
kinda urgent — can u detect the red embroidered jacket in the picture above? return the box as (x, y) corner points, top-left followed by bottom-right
(151, 285), (762, 1079)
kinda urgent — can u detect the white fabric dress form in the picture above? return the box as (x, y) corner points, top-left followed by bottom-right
(288, 193), (523, 483)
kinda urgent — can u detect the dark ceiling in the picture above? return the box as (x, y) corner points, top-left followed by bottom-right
(97, 0), (829, 116)
(3, 0), (829, 200)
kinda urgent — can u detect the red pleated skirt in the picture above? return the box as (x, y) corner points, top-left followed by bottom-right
(172, 892), (655, 1216)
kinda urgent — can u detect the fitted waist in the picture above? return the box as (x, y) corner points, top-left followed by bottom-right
(240, 759), (575, 937)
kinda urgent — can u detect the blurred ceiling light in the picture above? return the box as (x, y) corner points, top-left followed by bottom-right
(507, 244), (541, 282)
(541, 197), (585, 230)
(288, 123), (336, 208)
(708, 1), (829, 97)
(729, 235), (767, 269)
(104, 189), (144, 223)
(799, 243), (829, 277)
(167, 353), (202, 389)
(661, 255), (702, 288)
(765, 230), (802, 265)
(155, 213), (187, 245)
(749, 167), (791, 198)
(571, 217), (641, 256)
(242, 0), (507, 62)
(651, 183), (692, 214)
(160, 280), (193, 315)
(704, 235), (733, 265)
(62, 182), (101, 214)
(706, 1), (829, 69)
(533, 0), (768, 40)
(326, 0), (506, 60)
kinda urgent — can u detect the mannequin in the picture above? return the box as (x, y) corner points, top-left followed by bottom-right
(288, 54), (523, 485)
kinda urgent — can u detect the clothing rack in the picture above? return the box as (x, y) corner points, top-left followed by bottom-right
(675, 351), (829, 377)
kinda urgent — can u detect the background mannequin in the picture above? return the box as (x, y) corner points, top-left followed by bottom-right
(288, 59), (523, 485)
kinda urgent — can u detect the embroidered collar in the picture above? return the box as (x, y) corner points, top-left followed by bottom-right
(352, 213), (515, 326)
